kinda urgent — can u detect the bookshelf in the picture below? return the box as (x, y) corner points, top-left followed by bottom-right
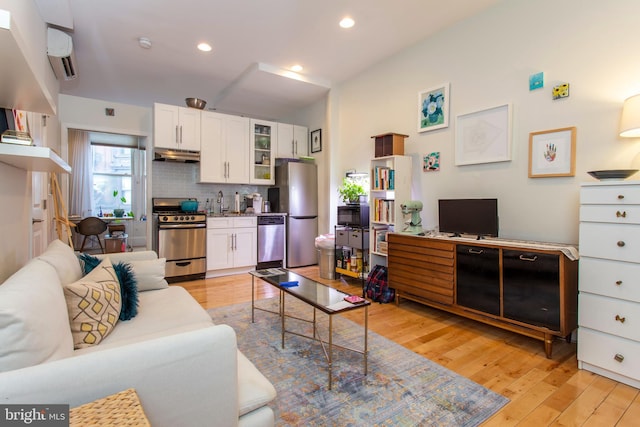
(369, 155), (412, 268)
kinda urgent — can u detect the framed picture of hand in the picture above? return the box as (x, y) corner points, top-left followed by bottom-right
(528, 127), (576, 178)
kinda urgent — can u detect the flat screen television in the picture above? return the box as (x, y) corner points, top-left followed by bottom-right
(438, 198), (498, 238)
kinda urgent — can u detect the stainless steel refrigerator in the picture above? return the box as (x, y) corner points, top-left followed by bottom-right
(268, 159), (318, 267)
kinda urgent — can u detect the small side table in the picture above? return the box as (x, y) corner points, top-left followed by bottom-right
(104, 233), (128, 253)
(70, 388), (150, 426)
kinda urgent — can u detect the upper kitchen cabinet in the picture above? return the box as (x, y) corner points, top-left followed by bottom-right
(0, 7), (58, 115)
(200, 111), (250, 184)
(153, 103), (201, 151)
(250, 119), (277, 185)
(276, 123), (308, 159)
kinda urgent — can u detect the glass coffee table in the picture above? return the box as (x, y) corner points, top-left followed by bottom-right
(250, 268), (370, 390)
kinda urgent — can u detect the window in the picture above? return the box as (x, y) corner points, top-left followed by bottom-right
(91, 144), (145, 218)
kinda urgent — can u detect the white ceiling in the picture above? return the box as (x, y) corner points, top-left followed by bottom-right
(37, 0), (502, 120)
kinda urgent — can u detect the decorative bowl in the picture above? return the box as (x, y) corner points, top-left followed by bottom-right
(180, 200), (199, 212)
(185, 98), (207, 109)
(587, 169), (639, 181)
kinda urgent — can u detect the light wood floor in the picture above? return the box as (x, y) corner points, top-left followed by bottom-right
(179, 266), (640, 426)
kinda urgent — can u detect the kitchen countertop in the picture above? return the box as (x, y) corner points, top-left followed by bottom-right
(207, 212), (287, 218)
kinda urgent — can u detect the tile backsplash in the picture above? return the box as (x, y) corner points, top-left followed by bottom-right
(152, 161), (266, 212)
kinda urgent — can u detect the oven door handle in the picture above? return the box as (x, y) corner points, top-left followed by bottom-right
(158, 223), (206, 229)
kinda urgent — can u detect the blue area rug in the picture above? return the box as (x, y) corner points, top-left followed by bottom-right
(209, 297), (508, 426)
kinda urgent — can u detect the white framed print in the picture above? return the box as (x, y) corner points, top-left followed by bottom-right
(455, 103), (511, 166)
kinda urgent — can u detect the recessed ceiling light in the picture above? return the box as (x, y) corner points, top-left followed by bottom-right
(197, 42), (212, 52)
(291, 65), (303, 72)
(138, 37), (152, 49)
(339, 17), (355, 29)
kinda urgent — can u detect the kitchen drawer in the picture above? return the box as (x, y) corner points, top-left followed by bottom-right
(207, 216), (257, 229)
(578, 222), (640, 263)
(578, 327), (640, 382)
(580, 205), (640, 225)
(579, 257), (640, 302)
(579, 293), (640, 341)
(581, 184), (640, 205)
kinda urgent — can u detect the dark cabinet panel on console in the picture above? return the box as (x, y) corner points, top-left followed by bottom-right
(456, 245), (500, 315)
(503, 250), (560, 330)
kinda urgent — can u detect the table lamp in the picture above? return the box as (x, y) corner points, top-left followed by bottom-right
(620, 94), (640, 137)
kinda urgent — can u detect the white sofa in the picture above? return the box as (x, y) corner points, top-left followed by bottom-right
(0, 240), (276, 426)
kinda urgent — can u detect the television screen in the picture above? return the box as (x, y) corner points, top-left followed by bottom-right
(438, 198), (498, 237)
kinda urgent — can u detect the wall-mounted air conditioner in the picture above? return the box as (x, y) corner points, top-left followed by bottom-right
(47, 27), (77, 80)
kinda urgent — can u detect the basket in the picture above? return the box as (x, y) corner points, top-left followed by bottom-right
(70, 388), (150, 426)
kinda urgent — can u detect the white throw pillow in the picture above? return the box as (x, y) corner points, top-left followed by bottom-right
(64, 258), (122, 349)
(129, 258), (169, 291)
(0, 259), (74, 373)
(37, 239), (83, 285)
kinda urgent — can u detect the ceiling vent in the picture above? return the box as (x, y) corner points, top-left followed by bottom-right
(47, 27), (77, 80)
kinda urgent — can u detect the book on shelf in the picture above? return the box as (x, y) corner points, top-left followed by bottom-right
(372, 225), (390, 253)
(371, 166), (395, 190)
(372, 198), (395, 223)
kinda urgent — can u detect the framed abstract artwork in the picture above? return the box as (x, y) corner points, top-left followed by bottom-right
(310, 129), (322, 153)
(455, 103), (511, 166)
(529, 127), (576, 178)
(418, 83), (449, 132)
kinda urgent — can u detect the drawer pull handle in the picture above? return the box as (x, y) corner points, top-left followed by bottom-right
(616, 210), (627, 218)
(614, 353), (625, 363)
(618, 194), (625, 200)
(617, 241), (626, 247)
(616, 280), (623, 286)
(615, 314), (626, 323)
(468, 248), (484, 254)
(519, 255), (538, 262)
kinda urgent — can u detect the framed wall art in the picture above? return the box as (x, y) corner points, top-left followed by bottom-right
(455, 103), (511, 166)
(528, 127), (576, 178)
(310, 129), (322, 153)
(418, 83), (449, 132)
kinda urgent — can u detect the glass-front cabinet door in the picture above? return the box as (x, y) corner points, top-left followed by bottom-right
(250, 119), (277, 185)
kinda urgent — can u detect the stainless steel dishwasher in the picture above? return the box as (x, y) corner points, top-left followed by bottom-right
(257, 215), (285, 269)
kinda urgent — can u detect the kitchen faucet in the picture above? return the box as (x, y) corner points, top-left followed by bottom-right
(217, 191), (224, 213)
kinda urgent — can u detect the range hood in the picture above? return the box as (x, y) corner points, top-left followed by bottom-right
(153, 148), (200, 163)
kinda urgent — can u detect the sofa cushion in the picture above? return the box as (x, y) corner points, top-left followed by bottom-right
(37, 239), (83, 285)
(64, 258), (122, 349)
(76, 286), (213, 353)
(237, 351), (277, 416)
(128, 258), (169, 291)
(0, 259), (74, 372)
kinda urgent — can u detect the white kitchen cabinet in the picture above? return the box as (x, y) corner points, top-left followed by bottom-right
(206, 216), (257, 275)
(250, 119), (277, 185)
(200, 111), (250, 184)
(153, 103), (201, 151)
(578, 181), (640, 389)
(276, 123), (308, 159)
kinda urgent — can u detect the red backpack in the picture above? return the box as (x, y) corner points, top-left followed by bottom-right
(365, 265), (395, 303)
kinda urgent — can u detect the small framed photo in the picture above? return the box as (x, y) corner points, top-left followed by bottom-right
(418, 83), (450, 132)
(310, 129), (322, 153)
(528, 127), (576, 178)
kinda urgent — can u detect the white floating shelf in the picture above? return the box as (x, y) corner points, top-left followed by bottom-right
(0, 143), (71, 174)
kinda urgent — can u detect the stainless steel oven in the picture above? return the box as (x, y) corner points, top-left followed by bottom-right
(152, 198), (206, 283)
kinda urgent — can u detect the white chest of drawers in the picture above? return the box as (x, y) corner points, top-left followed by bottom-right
(578, 181), (640, 388)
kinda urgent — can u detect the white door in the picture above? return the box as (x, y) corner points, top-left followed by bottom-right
(207, 229), (233, 270)
(225, 116), (250, 184)
(293, 125), (309, 157)
(200, 112), (226, 182)
(178, 107), (201, 151)
(276, 123), (294, 158)
(153, 103), (179, 149)
(233, 227), (257, 267)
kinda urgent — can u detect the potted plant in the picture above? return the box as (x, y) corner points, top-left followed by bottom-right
(113, 190), (127, 218)
(338, 177), (367, 204)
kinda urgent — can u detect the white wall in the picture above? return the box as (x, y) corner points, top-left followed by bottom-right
(332, 0), (640, 245)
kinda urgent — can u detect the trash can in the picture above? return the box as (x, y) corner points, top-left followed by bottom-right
(315, 234), (335, 280)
